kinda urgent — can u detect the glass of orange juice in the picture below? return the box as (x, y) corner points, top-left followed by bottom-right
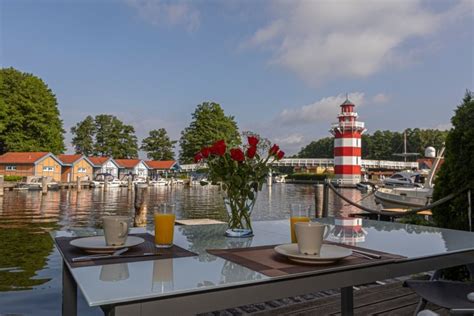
(290, 204), (311, 243)
(154, 203), (176, 248)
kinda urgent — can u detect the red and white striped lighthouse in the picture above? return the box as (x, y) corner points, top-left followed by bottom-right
(330, 98), (366, 185)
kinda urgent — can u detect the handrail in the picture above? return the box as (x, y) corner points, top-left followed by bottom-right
(327, 181), (471, 217)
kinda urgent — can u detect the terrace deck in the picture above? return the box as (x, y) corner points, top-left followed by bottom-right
(206, 281), (448, 315)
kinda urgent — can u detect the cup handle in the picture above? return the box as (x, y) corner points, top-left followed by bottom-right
(119, 221), (128, 238)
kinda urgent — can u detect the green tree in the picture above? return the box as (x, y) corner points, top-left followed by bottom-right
(141, 128), (176, 160)
(432, 90), (474, 231)
(0, 67), (65, 154)
(179, 102), (240, 163)
(297, 137), (333, 158)
(70, 115), (95, 155)
(71, 114), (138, 158)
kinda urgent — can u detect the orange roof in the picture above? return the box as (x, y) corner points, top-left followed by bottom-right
(114, 159), (142, 168)
(88, 156), (110, 166)
(145, 160), (176, 169)
(57, 154), (83, 165)
(0, 152), (50, 164)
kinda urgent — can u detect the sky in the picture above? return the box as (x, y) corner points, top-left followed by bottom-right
(1, 0), (473, 156)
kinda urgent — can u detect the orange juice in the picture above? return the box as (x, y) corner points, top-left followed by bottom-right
(290, 216), (310, 243)
(154, 213), (176, 247)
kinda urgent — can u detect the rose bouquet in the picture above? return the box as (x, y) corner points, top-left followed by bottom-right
(195, 136), (284, 237)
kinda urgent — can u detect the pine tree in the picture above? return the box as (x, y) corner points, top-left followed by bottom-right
(179, 102), (240, 163)
(141, 128), (176, 160)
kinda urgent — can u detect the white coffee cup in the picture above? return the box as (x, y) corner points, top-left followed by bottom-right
(103, 216), (129, 246)
(294, 222), (329, 255)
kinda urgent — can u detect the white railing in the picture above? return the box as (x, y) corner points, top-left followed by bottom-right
(331, 121), (365, 130)
(181, 159), (418, 171)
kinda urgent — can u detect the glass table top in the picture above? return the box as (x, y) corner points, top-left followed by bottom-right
(51, 218), (474, 306)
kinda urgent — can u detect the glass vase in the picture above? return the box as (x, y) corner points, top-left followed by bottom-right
(223, 194), (257, 238)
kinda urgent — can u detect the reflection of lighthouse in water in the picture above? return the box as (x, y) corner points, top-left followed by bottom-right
(330, 217), (367, 245)
(330, 97), (366, 185)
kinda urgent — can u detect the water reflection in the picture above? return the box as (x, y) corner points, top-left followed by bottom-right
(100, 263), (130, 282)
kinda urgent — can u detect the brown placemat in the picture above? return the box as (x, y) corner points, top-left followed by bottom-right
(55, 233), (197, 268)
(207, 243), (405, 277)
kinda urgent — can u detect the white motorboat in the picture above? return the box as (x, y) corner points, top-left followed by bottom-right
(375, 147), (444, 209)
(383, 171), (423, 188)
(275, 175), (287, 183)
(356, 182), (373, 192)
(150, 178), (168, 186)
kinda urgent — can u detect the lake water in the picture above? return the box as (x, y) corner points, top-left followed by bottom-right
(0, 184), (378, 315)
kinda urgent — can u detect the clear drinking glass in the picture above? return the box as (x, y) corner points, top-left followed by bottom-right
(154, 203), (176, 248)
(290, 204), (311, 243)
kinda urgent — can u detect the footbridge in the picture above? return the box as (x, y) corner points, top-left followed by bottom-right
(180, 159), (418, 172)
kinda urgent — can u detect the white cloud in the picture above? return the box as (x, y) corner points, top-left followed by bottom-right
(126, 0), (200, 32)
(433, 123), (452, 131)
(372, 93), (390, 104)
(274, 133), (305, 146)
(246, 0), (471, 85)
(278, 92), (365, 125)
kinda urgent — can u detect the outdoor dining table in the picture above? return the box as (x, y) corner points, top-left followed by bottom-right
(53, 218), (474, 316)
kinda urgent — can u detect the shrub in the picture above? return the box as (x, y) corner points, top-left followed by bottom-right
(4, 175), (23, 182)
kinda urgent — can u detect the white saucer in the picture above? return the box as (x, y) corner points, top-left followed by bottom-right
(70, 236), (145, 254)
(274, 243), (352, 265)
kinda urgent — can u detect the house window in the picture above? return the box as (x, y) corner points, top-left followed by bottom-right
(6, 165), (16, 171)
(78, 167), (87, 173)
(43, 166), (55, 172)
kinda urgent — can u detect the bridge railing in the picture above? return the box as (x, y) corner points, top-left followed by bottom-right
(180, 159), (418, 171)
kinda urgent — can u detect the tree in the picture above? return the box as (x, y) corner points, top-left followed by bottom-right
(432, 90), (474, 231)
(141, 128), (176, 160)
(70, 115), (95, 155)
(71, 114), (138, 158)
(0, 67), (65, 154)
(297, 137), (333, 158)
(179, 102), (240, 163)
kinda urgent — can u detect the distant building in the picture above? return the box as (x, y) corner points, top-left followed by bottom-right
(329, 98), (366, 185)
(88, 156), (120, 179)
(57, 154), (94, 182)
(0, 152), (62, 181)
(114, 159), (148, 179)
(145, 160), (180, 179)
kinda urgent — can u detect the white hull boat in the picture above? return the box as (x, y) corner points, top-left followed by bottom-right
(375, 187), (432, 209)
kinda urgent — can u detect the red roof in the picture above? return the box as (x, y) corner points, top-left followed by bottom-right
(114, 159), (142, 168)
(57, 154), (83, 165)
(145, 160), (176, 169)
(0, 152), (50, 164)
(88, 156), (110, 166)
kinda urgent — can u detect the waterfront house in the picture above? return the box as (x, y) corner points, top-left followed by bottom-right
(88, 156), (120, 179)
(144, 160), (180, 179)
(114, 159), (148, 179)
(57, 154), (94, 182)
(0, 152), (62, 181)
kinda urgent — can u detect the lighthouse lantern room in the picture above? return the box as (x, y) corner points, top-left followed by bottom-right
(329, 98), (367, 185)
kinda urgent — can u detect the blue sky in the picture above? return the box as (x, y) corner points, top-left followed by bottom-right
(1, 0), (473, 155)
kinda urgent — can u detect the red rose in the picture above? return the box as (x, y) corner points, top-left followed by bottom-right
(194, 152), (203, 163)
(277, 150), (285, 160)
(230, 148), (245, 162)
(211, 140), (226, 156)
(248, 136), (259, 147)
(269, 144), (279, 155)
(201, 147), (211, 158)
(246, 145), (257, 159)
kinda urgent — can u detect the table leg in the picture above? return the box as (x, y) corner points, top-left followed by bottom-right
(62, 261), (77, 316)
(341, 286), (354, 316)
